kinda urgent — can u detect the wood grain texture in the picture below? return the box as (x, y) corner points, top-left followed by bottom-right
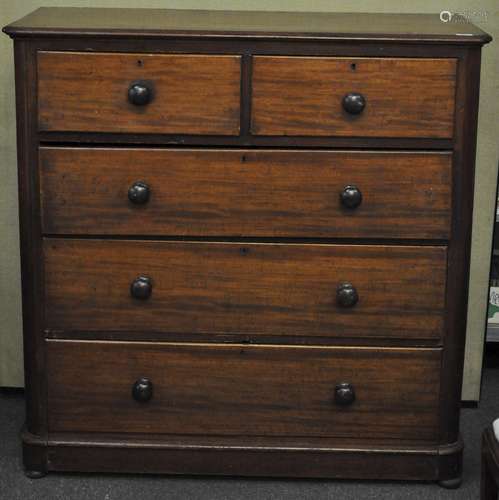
(3, 8), (492, 45)
(252, 56), (456, 138)
(40, 148), (452, 239)
(47, 340), (441, 441)
(24, 426), (463, 480)
(43, 239), (447, 339)
(439, 47), (483, 446)
(3, 9), (490, 481)
(44, 328), (445, 348)
(13, 40), (47, 438)
(37, 51), (241, 135)
(36, 133), (454, 150)
(39, 440), (444, 480)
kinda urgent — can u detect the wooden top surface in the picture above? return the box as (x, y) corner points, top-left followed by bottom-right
(3, 7), (492, 44)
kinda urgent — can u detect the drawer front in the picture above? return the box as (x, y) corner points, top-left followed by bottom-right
(40, 148), (452, 239)
(47, 340), (441, 441)
(252, 56), (456, 138)
(44, 240), (446, 340)
(37, 51), (241, 135)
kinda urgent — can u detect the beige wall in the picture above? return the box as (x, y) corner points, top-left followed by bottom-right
(1, 1), (497, 399)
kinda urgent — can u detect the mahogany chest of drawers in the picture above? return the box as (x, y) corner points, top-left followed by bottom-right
(3, 8), (492, 486)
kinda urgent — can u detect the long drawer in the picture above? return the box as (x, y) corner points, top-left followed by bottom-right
(37, 51), (241, 135)
(47, 340), (441, 442)
(252, 56), (456, 138)
(40, 148), (452, 239)
(43, 239), (447, 340)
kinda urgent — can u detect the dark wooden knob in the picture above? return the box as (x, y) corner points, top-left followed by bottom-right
(336, 282), (358, 308)
(128, 181), (150, 204)
(342, 93), (366, 115)
(132, 377), (153, 402)
(128, 83), (151, 106)
(340, 185), (362, 209)
(334, 382), (356, 406)
(130, 276), (152, 300)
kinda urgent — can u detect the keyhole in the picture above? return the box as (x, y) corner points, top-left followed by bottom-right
(350, 62), (357, 71)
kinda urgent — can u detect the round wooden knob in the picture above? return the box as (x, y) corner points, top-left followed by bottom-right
(342, 93), (366, 115)
(334, 382), (356, 406)
(132, 377), (153, 402)
(128, 181), (150, 204)
(130, 276), (152, 300)
(336, 282), (359, 308)
(340, 185), (362, 209)
(128, 83), (151, 106)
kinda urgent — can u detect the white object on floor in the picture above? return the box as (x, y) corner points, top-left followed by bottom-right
(493, 418), (499, 440)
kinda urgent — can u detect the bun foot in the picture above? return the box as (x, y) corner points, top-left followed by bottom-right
(24, 469), (46, 479)
(438, 477), (462, 489)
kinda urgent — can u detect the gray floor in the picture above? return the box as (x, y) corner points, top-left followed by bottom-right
(1, 370), (498, 500)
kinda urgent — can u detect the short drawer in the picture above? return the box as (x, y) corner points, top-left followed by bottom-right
(40, 148), (452, 239)
(47, 340), (441, 442)
(44, 240), (447, 340)
(252, 56), (456, 138)
(37, 51), (241, 135)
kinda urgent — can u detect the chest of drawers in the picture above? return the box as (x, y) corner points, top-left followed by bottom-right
(3, 7), (491, 487)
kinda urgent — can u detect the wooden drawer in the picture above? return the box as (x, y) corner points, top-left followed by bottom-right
(40, 148), (452, 239)
(252, 56), (456, 138)
(37, 51), (241, 135)
(47, 340), (441, 442)
(44, 240), (446, 340)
